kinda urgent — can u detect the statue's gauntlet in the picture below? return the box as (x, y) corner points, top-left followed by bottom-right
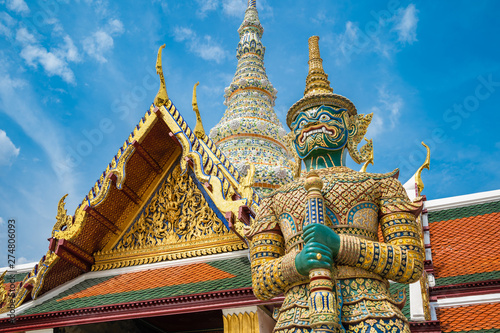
(336, 212), (424, 284)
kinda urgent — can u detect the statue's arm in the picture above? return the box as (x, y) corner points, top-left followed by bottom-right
(247, 199), (305, 301)
(336, 177), (424, 284)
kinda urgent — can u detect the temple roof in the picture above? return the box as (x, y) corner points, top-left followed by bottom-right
(0, 92), (260, 318)
(19, 254), (252, 316)
(423, 191), (500, 332)
(437, 303), (500, 333)
(428, 199), (500, 286)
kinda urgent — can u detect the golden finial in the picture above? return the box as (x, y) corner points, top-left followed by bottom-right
(304, 170), (323, 193)
(192, 82), (206, 139)
(416, 142), (431, 194)
(154, 44), (169, 107)
(304, 36), (333, 97)
(360, 138), (374, 172)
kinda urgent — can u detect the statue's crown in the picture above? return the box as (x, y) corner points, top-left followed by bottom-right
(286, 36), (357, 128)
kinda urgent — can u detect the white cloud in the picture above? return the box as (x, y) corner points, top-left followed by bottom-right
(107, 19), (124, 34)
(0, 129), (20, 166)
(0, 70), (76, 194)
(312, 12), (335, 25)
(193, 0), (272, 19)
(83, 31), (114, 63)
(58, 36), (80, 62)
(393, 4), (419, 44)
(332, 3), (418, 62)
(15, 27), (36, 43)
(222, 0), (246, 17)
(20, 44), (76, 83)
(173, 26), (228, 63)
(198, 36), (227, 62)
(173, 27), (196, 42)
(0, 12), (15, 38)
(5, 0), (29, 14)
(337, 21), (362, 59)
(16, 28), (79, 83)
(0, 217), (4, 225)
(366, 88), (403, 138)
(82, 19), (124, 63)
(196, 0), (218, 18)
(17, 256), (29, 264)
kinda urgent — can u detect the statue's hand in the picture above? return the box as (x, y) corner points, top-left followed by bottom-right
(295, 242), (333, 276)
(303, 224), (340, 259)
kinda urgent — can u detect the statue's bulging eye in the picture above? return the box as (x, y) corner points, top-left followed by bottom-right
(299, 120), (307, 129)
(319, 114), (331, 122)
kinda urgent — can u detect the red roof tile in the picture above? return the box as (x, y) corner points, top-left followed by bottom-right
(437, 303), (500, 332)
(60, 262), (235, 301)
(430, 212), (500, 279)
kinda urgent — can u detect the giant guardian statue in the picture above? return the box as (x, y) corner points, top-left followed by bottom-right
(246, 36), (424, 333)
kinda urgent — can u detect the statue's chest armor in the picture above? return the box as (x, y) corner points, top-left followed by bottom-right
(275, 177), (380, 249)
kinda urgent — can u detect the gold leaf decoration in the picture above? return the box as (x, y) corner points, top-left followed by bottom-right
(116, 165), (229, 250)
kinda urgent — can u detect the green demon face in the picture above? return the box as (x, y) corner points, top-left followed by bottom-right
(291, 105), (351, 159)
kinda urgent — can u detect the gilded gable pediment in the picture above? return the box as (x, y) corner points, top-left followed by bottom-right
(93, 165), (246, 271)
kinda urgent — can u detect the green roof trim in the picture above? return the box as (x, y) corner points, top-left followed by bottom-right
(22, 275), (116, 315)
(447, 329), (500, 333)
(21, 257), (251, 315)
(5, 272), (28, 283)
(435, 270), (500, 287)
(389, 282), (410, 320)
(428, 200), (500, 223)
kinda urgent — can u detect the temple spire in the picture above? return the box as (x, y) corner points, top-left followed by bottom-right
(209, 0), (293, 195)
(304, 36), (333, 97)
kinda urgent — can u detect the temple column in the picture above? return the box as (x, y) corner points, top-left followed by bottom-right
(410, 279), (426, 321)
(223, 306), (275, 333)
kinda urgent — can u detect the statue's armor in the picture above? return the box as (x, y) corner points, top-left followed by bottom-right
(247, 167), (424, 333)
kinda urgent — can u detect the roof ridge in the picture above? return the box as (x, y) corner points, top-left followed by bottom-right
(428, 200), (500, 223)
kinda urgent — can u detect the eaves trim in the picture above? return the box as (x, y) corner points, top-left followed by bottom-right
(425, 189), (500, 212)
(0, 250), (249, 319)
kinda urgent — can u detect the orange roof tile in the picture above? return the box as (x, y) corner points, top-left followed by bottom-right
(430, 212), (500, 279)
(437, 303), (500, 332)
(60, 262), (235, 301)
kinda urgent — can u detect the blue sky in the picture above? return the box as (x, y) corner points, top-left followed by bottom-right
(0, 0), (499, 264)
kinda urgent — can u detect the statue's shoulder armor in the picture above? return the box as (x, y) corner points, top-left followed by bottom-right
(320, 167), (399, 183)
(363, 168), (400, 181)
(265, 177), (305, 197)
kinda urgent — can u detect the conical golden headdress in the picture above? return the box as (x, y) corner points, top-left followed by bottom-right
(286, 36), (357, 128)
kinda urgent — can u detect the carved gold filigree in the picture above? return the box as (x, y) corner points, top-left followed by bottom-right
(93, 242), (245, 271)
(154, 44), (169, 107)
(416, 142), (431, 194)
(0, 271), (7, 307)
(359, 138), (374, 172)
(420, 270), (432, 321)
(116, 165), (229, 249)
(153, 85), (260, 238)
(93, 164), (246, 270)
(223, 311), (260, 333)
(284, 132), (302, 179)
(240, 163), (256, 203)
(347, 113), (373, 164)
(52, 194), (73, 236)
(192, 82), (206, 139)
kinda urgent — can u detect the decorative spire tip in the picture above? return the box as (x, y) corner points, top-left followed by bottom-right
(304, 36), (333, 97)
